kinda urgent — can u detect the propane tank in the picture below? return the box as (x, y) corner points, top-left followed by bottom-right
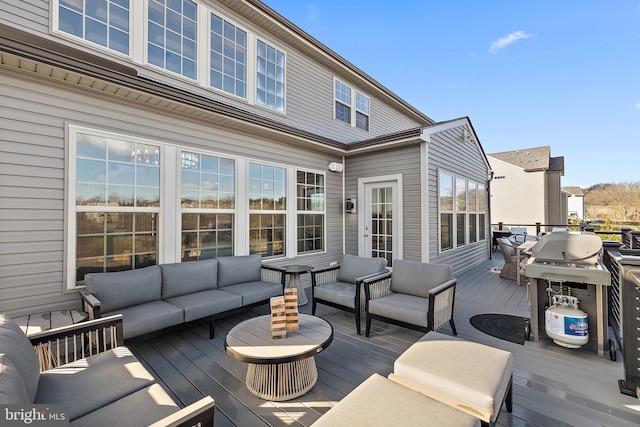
(545, 295), (588, 348)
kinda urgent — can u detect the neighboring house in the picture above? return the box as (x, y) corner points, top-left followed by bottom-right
(488, 146), (567, 235)
(563, 186), (586, 220)
(0, 0), (491, 317)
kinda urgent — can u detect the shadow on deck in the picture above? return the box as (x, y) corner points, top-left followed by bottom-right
(129, 255), (640, 426)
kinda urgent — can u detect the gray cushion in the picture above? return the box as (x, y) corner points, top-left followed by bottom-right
(222, 281), (283, 305)
(368, 293), (429, 327)
(103, 301), (183, 339)
(85, 266), (162, 312)
(35, 347), (155, 421)
(314, 282), (356, 308)
(390, 260), (452, 298)
(161, 258), (218, 299)
(336, 254), (387, 284)
(0, 314), (40, 402)
(217, 254), (262, 287)
(0, 353), (31, 404)
(70, 384), (179, 427)
(165, 290), (242, 322)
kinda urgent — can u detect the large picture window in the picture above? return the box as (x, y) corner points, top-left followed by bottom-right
(438, 171), (487, 252)
(249, 163), (286, 257)
(180, 151), (235, 261)
(74, 133), (160, 282)
(296, 171), (325, 254)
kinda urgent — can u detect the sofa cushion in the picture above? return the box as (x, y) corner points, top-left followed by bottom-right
(85, 265), (162, 312)
(71, 384), (179, 427)
(222, 281), (283, 306)
(0, 314), (40, 402)
(390, 260), (452, 298)
(161, 258), (218, 299)
(165, 289), (242, 322)
(103, 301), (183, 339)
(35, 347), (155, 421)
(0, 353), (31, 404)
(217, 254), (262, 287)
(336, 254), (387, 284)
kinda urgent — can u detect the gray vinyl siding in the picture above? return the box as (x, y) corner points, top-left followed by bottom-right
(0, 70), (345, 317)
(344, 144), (423, 260)
(1, 0), (424, 144)
(428, 127), (490, 275)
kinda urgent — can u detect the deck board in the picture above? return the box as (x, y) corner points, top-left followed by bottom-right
(128, 255), (640, 426)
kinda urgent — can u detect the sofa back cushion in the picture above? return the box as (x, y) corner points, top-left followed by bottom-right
(337, 254), (387, 284)
(85, 265), (162, 312)
(161, 259), (218, 299)
(217, 254), (262, 287)
(0, 315), (40, 402)
(0, 353), (31, 404)
(390, 260), (452, 298)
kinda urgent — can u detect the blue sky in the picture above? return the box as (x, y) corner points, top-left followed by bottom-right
(263, 1), (640, 188)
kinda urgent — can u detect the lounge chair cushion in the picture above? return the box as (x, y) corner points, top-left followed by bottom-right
(0, 315), (40, 402)
(103, 301), (184, 339)
(311, 373), (479, 427)
(336, 254), (387, 284)
(0, 353), (30, 404)
(35, 347), (155, 421)
(392, 331), (513, 423)
(85, 266), (162, 312)
(222, 281), (283, 306)
(161, 258), (218, 299)
(217, 254), (262, 287)
(313, 282), (357, 309)
(367, 293), (429, 327)
(390, 260), (452, 298)
(71, 384), (179, 427)
(165, 289), (242, 322)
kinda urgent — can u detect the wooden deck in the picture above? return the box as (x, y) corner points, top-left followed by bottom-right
(129, 256), (640, 426)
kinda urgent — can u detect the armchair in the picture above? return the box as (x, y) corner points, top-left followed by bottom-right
(496, 237), (527, 281)
(311, 254), (388, 334)
(363, 260), (457, 337)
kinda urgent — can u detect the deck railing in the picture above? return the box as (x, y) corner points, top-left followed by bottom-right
(492, 222), (640, 244)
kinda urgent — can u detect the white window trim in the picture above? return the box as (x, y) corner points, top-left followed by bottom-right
(333, 77), (370, 131)
(293, 169), (327, 257)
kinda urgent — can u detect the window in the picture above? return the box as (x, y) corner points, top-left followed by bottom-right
(147, 0), (197, 79)
(296, 171), (325, 253)
(256, 40), (285, 112)
(74, 133), (160, 282)
(438, 171), (487, 252)
(249, 163), (286, 257)
(210, 13), (247, 97)
(334, 79), (370, 131)
(439, 173), (453, 251)
(180, 151), (235, 261)
(58, 0), (130, 54)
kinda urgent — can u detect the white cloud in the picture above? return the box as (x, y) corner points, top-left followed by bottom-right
(489, 31), (533, 54)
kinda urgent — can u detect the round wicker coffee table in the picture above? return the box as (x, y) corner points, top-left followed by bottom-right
(225, 314), (333, 401)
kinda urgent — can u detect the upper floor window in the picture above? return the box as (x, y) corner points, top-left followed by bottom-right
(58, 0), (130, 54)
(256, 40), (285, 112)
(147, 0), (197, 79)
(334, 79), (370, 131)
(210, 13), (247, 98)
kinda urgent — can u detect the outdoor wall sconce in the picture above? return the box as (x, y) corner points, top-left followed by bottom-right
(345, 198), (356, 213)
(328, 162), (343, 172)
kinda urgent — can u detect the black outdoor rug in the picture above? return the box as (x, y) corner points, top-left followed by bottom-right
(469, 313), (529, 345)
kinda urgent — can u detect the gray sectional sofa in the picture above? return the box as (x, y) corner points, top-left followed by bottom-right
(82, 254), (285, 340)
(0, 314), (215, 427)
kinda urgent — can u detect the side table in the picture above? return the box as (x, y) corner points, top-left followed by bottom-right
(284, 264), (312, 305)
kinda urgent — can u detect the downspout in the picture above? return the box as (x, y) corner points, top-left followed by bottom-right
(342, 155), (346, 255)
(487, 169), (494, 259)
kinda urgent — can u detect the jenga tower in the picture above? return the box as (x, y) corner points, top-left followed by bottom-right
(270, 296), (287, 339)
(284, 288), (299, 332)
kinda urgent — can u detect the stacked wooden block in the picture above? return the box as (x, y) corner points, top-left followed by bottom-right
(271, 288), (299, 338)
